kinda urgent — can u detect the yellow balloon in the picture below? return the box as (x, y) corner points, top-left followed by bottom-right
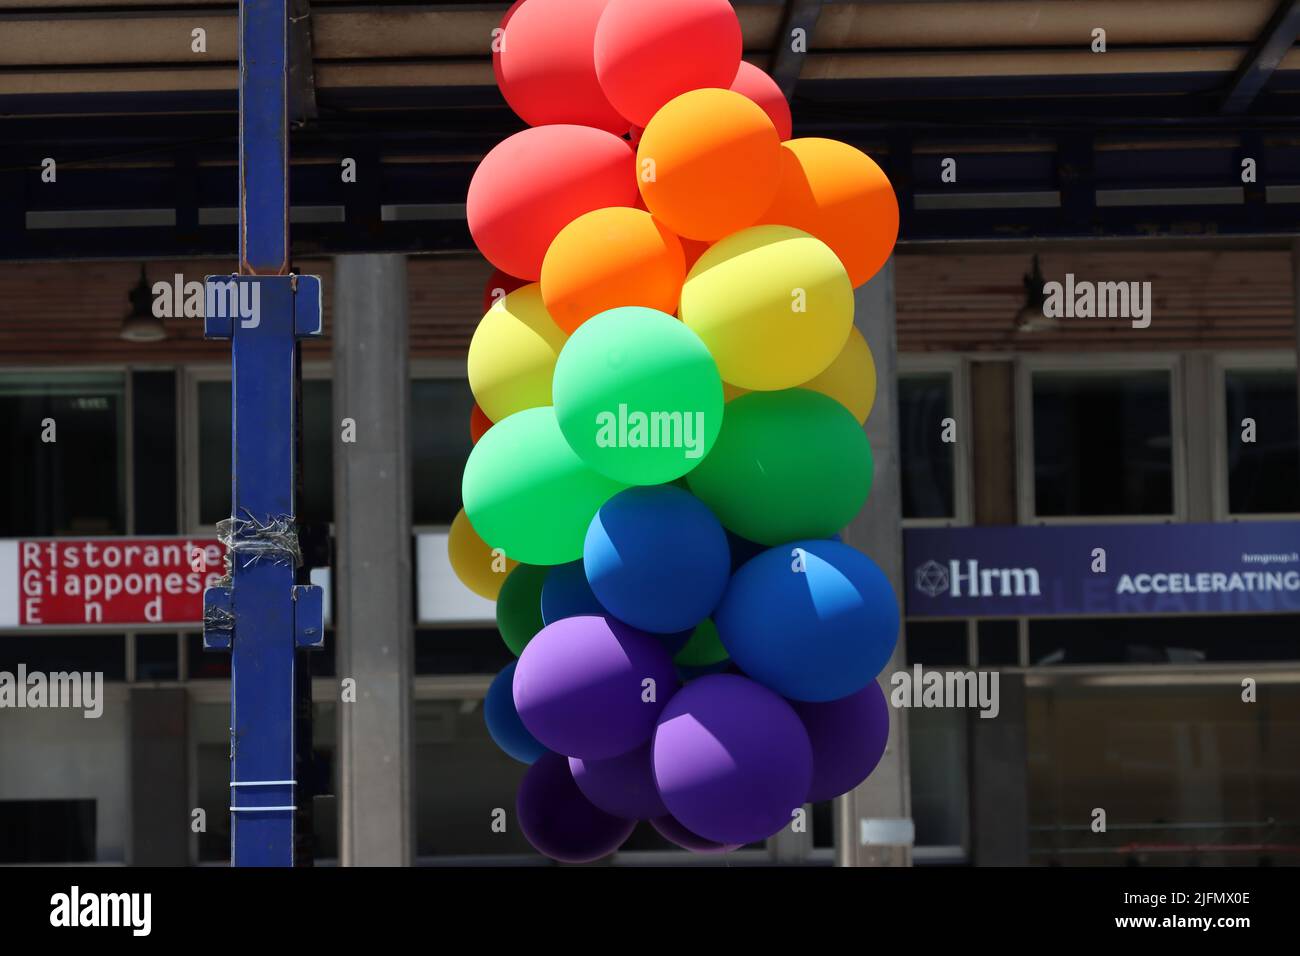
(799, 327), (876, 424)
(680, 225), (853, 390)
(448, 508), (517, 600)
(722, 330), (873, 422)
(467, 283), (568, 422)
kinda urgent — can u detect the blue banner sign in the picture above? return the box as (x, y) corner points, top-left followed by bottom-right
(903, 521), (1300, 618)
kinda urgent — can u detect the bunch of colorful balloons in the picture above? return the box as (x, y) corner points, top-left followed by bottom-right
(449, 0), (901, 861)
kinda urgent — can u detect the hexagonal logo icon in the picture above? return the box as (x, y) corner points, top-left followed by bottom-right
(915, 559), (949, 598)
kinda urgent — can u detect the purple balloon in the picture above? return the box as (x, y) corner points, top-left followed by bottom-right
(652, 673), (812, 845)
(569, 743), (667, 820)
(792, 679), (891, 802)
(514, 615), (679, 760)
(518, 752), (636, 863)
(650, 814), (740, 854)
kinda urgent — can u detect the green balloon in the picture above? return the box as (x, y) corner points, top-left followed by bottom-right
(674, 618), (729, 668)
(553, 307), (723, 485)
(496, 564), (548, 657)
(685, 389), (872, 545)
(463, 406), (625, 565)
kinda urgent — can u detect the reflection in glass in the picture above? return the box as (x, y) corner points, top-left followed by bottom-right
(1225, 369), (1299, 515)
(0, 372), (126, 536)
(899, 373), (955, 519)
(1032, 370), (1173, 517)
(1028, 680), (1300, 865)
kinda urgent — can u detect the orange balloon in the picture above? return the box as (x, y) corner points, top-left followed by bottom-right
(540, 206), (686, 333)
(636, 88), (781, 241)
(761, 137), (899, 288)
(470, 403), (493, 444)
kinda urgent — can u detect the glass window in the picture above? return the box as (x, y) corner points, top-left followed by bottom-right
(899, 373), (956, 520)
(910, 706), (968, 851)
(0, 372), (126, 536)
(906, 620), (967, 666)
(197, 379), (333, 527)
(1029, 615), (1300, 666)
(416, 628), (514, 676)
(977, 619), (1020, 667)
(135, 633), (178, 681)
(0, 799), (96, 863)
(199, 376), (474, 529)
(186, 633), (231, 680)
(1032, 369), (1173, 517)
(1028, 680), (1300, 866)
(1224, 368), (1299, 515)
(411, 378), (475, 526)
(0, 634), (126, 681)
(415, 697), (533, 859)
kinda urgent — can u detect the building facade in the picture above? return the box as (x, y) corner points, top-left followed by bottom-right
(2, 246), (1296, 866)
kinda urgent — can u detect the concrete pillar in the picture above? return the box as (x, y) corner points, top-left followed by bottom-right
(128, 688), (189, 865)
(967, 359), (1030, 864)
(837, 258), (912, 867)
(333, 254), (414, 866)
(969, 672), (1029, 864)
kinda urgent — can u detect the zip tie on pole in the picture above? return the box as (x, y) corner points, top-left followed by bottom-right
(230, 780), (297, 787)
(217, 511), (303, 572)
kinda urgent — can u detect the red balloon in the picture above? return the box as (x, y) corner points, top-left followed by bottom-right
(730, 62), (792, 141)
(467, 125), (637, 280)
(470, 403), (493, 445)
(594, 0), (742, 127)
(482, 268), (528, 314)
(494, 0), (626, 135)
(490, 0), (526, 91)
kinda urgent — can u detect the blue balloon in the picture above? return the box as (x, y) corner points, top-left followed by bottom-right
(541, 561), (606, 625)
(584, 485), (731, 634)
(714, 539), (899, 702)
(484, 660), (546, 763)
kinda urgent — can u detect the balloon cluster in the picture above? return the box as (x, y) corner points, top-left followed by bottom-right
(449, 0), (900, 861)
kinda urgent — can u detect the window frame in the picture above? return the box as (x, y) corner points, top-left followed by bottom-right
(1015, 352), (1186, 525)
(1210, 350), (1299, 522)
(897, 354), (972, 529)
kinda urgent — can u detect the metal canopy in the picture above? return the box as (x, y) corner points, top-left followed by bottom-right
(2, 0), (1299, 259)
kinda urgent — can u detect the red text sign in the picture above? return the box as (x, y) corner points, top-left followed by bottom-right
(17, 538), (225, 626)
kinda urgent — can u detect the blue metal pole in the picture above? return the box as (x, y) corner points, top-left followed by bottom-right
(201, 0), (324, 867)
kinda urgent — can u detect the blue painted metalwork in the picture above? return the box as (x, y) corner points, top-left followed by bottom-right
(200, 0), (323, 868)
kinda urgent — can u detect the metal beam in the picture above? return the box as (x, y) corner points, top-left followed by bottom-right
(769, 0), (824, 100)
(201, 0), (325, 868)
(1222, 0), (1300, 114)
